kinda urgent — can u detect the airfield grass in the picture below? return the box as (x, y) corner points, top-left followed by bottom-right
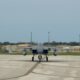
(49, 52), (80, 55)
(0, 52), (80, 55)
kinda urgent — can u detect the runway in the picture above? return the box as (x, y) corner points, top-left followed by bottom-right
(0, 55), (80, 80)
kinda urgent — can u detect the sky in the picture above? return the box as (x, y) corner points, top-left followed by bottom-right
(0, 0), (80, 43)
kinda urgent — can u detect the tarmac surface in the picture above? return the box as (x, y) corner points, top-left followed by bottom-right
(0, 55), (80, 80)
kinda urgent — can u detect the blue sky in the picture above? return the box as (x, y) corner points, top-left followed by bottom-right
(0, 0), (80, 42)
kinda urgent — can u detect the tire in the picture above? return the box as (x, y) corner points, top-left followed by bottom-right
(32, 57), (34, 61)
(38, 55), (42, 62)
(46, 57), (48, 62)
(54, 53), (57, 56)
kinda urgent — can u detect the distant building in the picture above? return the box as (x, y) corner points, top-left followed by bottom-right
(49, 45), (80, 52)
(2, 43), (31, 54)
(2, 44), (80, 54)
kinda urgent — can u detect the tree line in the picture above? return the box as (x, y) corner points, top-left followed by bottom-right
(44, 41), (80, 46)
(0, 41), (80, 46)
(0, 42), (37, 45)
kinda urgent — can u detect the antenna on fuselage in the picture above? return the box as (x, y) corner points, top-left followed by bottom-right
(79, 34), (80, 46)
(30, 32), (33, 48)
(48, 32), (50, 49)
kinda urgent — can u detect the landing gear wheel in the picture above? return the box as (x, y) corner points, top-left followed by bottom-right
(46, 56), (48, 62)
(54, 53), (57, 56)
(38, 55), (42, 62)
(32, 57), (34, 61)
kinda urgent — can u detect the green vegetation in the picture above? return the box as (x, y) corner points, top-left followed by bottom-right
(44, 41), (80, 46)
(0, 41), (80, 46)
(59, 52), (80, 55)
(49, 52), (80, 55)
(0, 52), (80, 56)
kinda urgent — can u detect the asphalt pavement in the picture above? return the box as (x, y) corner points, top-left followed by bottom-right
(0, 55), (80, 80)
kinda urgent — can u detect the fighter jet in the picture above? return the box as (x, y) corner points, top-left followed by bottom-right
(31, 43), (49, 62)
(23, 32), (58, 62)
